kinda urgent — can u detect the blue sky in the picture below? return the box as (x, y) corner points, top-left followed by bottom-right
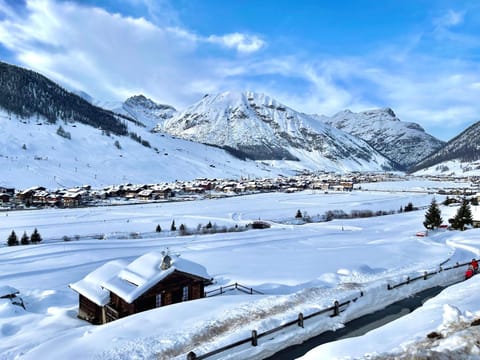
(1, 0), (480, 141)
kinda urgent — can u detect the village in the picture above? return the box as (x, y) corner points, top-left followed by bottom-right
(2, 172), (480, 211)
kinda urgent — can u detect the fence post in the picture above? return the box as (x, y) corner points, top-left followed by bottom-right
(387, 284), (391, 290)
(423, 271), (428, 280)
(333, 301), (340, 316)
(187, 351), (196, 360)
(251, 330), (258, 346)
(220, 286), (223, 295)
(235, 282), (238, 290)
(250, 287), (253, 294)
(298, 312), (304, 328)
(407, 276), (410, 284)
(439, 266), (443, 272)
(360, 291), (364, 297)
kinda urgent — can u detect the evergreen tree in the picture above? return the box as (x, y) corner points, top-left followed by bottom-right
(423, 199), (443, 230)
(205, 221), (212, 229)
(451, 200), (473, 231)
(155, 224), (162, 232)
(179, 223), (187, 236)
(295, 209), (303, 219)
(404, 202), (414, 212)
(20, 231), (30, 245)
(7, 230), (19, 246)
(170, 220), (176, 231)
(30, 228), (42, 244)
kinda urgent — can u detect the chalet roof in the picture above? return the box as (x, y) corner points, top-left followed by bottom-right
(0, 285), (19, 298)
(102, 252), (210, 304)
(69, 260), (128, 306)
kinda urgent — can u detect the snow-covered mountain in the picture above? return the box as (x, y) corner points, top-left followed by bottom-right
(0, 107), (291, 189)
(411, 120), (480, 176)
(154, 91), (397, 171)
(107, 95), (177, 129)
(317, 108), (445, 170)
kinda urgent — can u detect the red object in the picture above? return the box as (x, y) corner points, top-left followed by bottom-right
(472, 259), (479, 272)
(465, 268), (474, 279)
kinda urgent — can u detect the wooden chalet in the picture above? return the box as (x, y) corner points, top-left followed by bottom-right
(70, 252), (211, 324)
(0, 193), (11, 204)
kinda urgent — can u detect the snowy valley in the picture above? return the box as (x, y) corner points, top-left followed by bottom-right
(3, 60), (480, 360)
(2, 180), (480, 359)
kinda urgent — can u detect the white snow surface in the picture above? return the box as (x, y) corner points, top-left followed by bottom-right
(0, 109), (290, 189)
(414, 158), (480, 178)
(69, 260), (128, 306)
(1, 180), (480, 359)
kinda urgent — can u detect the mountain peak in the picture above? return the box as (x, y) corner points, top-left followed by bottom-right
(359, 107), (398, 120)
(320, 108), (444, 169)
(157, 91), (396, 171)
(124, 95), (176, 112)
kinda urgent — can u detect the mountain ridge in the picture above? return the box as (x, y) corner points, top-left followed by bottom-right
(317, 107), (445, 169)
(153, 91), (397, 171)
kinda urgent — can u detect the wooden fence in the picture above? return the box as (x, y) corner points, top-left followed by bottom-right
(204, 283), (263, 297)
(185, 258), (476, 360)
(186, 293), (363, 360)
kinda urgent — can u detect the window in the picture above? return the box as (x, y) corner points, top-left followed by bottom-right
(182, 286), (189, 301)
(155, 294), (162, 307)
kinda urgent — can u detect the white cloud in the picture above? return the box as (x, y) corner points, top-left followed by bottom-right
(0, 0), (479, 142)
(434, 9), (465, 29)
(0, 0), (265, 107)
(207, 33), (265, 53)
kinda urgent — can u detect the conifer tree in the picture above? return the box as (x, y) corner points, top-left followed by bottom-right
(155, 224), (162, 232)
(295, 209), (303, 219)
(423, 199), (443, 230)
(7, 230), (19, 246)
(451, 200), (473, 231)
(21, 231), (30, 245)
(179, 223), (187, 236)
(30, 228), (42, 244)
(170, 220), (176, 231)
(404, 202), (414, 212)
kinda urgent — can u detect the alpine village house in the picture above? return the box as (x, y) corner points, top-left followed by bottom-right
(69, 251), (212, 324)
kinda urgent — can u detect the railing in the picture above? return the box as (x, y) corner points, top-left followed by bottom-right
(387, 260), (471, 290)
(204, 282), (263, 297)
(186, 292), (363, 360)
(186, 258), (477, 360)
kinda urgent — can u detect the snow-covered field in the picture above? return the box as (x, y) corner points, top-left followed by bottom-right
(1, 182), (480, 359)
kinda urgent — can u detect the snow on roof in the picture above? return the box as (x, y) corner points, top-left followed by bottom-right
(0, 285), (19, 298)
(102, 252), (211, 304)
(69, 260), (128, 306)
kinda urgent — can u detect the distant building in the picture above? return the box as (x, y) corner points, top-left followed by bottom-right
(70, 252), (211, 324)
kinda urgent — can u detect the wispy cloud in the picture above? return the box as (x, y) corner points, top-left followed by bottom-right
(0, 0), (265, 106)
(207, 33), (265, 53)
(434, 9), (465, 29)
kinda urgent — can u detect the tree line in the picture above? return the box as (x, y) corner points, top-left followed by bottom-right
(7, 228), (42, 246)
(0, 61), (128, 136)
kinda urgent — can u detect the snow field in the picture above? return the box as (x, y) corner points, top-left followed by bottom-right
(0, 183), (479, 359)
